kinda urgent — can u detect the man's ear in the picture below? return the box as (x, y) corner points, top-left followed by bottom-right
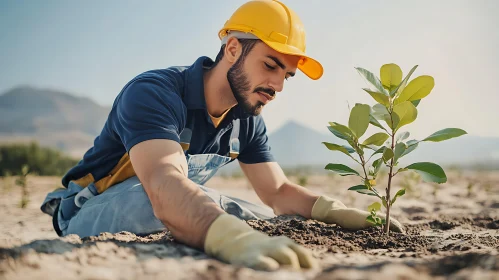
(224, 37), (241, 64)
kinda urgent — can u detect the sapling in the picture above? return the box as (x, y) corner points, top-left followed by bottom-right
(467, 181), (475, 198)
(298, 175), (309, 187)
(15, 165), (30, 208)
(322, 63), (467, 235)
(366, 202), (385, 228)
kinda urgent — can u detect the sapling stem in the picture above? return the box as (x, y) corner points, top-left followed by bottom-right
(360, 154), (369, 179)
(384, 111), (397, 235)
(385, 158), (394, 234)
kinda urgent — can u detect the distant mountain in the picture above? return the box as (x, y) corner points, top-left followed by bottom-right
(0, 86), (110, 156)
(266, 120), (345, 166)
(1, 86), (498, 170)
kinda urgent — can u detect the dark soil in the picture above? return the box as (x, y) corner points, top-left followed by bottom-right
(246, 213), (499, 278)
(248, 214), (499, 254)
(249, 217), (431, 253)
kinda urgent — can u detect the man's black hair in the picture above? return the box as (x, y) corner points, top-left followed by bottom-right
(212, 38), (260, 67)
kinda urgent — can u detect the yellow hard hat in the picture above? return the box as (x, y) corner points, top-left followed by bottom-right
(219, 0), (323, 80)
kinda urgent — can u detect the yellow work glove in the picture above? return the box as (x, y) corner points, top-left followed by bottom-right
(311, 196), (405, 233)
(204, 213), (318, 271)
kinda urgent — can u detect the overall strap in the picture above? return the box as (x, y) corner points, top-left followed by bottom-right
(179, 112), (195, 152)
(228, 119), (240, 159)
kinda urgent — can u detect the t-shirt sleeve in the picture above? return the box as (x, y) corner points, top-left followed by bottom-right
(237, 115), (276, 164)
(113, 75), (186, 152)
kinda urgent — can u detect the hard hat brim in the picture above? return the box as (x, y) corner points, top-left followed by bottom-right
(262, 39), (324, 80)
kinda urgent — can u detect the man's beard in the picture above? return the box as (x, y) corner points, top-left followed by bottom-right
(227, 57), (271, 116)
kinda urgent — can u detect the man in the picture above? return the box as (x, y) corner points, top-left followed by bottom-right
(41, 0), (403, 271)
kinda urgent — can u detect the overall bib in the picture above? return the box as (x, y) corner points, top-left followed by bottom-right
(41, 118), (275, 238)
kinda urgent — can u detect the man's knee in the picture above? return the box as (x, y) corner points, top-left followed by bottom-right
(65, 178), (164, 237)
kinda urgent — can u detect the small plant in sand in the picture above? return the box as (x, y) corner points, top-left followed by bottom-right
(366, 202), (385, 228)
(15, 165), (30, 208)
(298, 175), (308, 187)
(466, 181), (475, 198)
(322, 63), (467, 235)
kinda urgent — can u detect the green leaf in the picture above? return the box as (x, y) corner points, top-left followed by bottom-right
(348, 185), (377, 196)
(401, 141), (419, 157)
(393, 142), (407, 163)
(387, 111), (400, 130)
(406, 139), (419, 146)
(372, 146), (387, 156)
(395, 75), (435, 105)
(382, 148), (394, 163)
(422, 128), (468, 142)
(381, 196), (388, 208)
(396, 167), (408, 174)
(396, 132), (410, 142)
(363, 89), (389, 107)
(391, 189), (406, 205)
(368, 201), (382, 212)
(21, 165), (29, 175)
(372, 104), (390, 120)
(366, 215), (377, 225)
(404, 162), (447, 183)
(380, 63), (402, 92)
(411, 99), (421, 107)
(361, 144), (379, 151)
(325, 164), (360, 176)
(323, 142), (356, 153)
(349, 104), (371, 138)
(355, 67), (388, 95)
(372, 104), (398, 129)
(390, 65), (418, 97)
(348, 185), (369, 191)
(327, 125), (350, 141)
(329, 122), (355, 139)
(362, 132), (390, 146)
(393, 101), (418, 131)
(346, 138), (363, 155)
(322, 142), (357, 160)
(373, 158), (383, 176)
(369, 115), (388, 132)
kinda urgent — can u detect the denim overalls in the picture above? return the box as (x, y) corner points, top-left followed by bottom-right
(41, 118), (275, 238)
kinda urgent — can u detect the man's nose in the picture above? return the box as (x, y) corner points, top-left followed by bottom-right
(268, 76), (285, 93)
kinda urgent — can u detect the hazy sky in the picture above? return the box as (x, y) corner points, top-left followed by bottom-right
(1, 0), (498, 139)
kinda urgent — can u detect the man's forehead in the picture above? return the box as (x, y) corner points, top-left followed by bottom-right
(254, 42), (300, 70)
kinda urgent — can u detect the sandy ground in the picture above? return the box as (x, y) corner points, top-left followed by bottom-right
(0, 170), (498, 279)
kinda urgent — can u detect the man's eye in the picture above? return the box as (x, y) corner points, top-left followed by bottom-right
(264, 62), (276, 70)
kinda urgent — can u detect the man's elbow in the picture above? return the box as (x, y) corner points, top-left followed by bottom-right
(262, 182), (287, 214)
(269, 181), (300, 216)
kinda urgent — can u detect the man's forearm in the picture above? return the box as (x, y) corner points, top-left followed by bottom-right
(144, 169), (225, 249)
(271, 181), (320, 218)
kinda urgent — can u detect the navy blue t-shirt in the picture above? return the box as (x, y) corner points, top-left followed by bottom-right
(61, 56), (275, 189)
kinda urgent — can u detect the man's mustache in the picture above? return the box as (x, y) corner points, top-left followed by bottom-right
(254, 87), (275, 98)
